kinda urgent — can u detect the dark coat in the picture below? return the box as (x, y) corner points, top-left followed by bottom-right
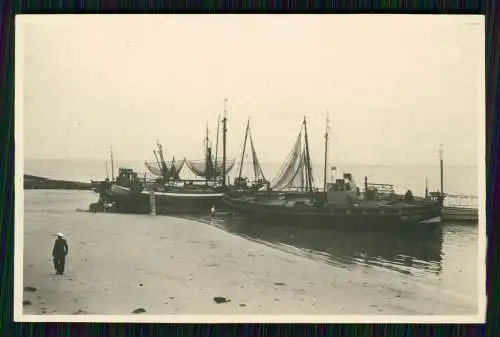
(52, 237), (69, 257)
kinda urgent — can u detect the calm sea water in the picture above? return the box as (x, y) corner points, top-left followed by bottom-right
(23, 159), (481, 309)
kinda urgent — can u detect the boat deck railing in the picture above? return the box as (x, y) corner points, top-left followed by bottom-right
(443, 194), (478, 209)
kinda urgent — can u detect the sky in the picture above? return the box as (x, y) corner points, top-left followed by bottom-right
(17, 14), (484, 166)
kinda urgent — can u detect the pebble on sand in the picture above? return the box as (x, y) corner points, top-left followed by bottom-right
(132, 308), (146, 314)
(213, 296), (231, 304)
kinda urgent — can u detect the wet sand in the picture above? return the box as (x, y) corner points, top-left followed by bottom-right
(22, 199), (478, 316)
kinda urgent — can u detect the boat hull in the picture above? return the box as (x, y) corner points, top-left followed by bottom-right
(100, 184), (224, 215)
(222, 195), (442, 231)
(441, 207), (478, 223)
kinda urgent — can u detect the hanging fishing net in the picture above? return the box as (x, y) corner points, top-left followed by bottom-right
(144, 159), (186, 178)
(269, 124), (316, 192)
(270, 130), (304, 191)
(185, 158), (235, 179)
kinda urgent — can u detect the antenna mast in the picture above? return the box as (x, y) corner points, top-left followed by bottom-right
(153, 150), (162, 172)
(323, 109), (330, 192)
(303, 117), (314, 195)
(156, 141), (168, 180)
(214, 115), (220, 184)
(110, 148), (115, 181)
(439, 144), (444, 197)
(205, 122), (210, 155)
(222, 99), (228, 187)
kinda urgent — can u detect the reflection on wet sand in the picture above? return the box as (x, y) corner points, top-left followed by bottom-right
(193, 215), (444, 278)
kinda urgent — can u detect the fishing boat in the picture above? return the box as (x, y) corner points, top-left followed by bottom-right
(100, 170), (226, 214)
(96, 140), (233, 215)
(223, 116), (444, 231)
(92, 100), (237, 215)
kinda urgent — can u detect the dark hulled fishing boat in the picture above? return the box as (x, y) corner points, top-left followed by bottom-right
(223, 117), (444, 231)
(92, 100), (236, 215)
(103, 170), (227, 215)
(96, 139), (234, 215)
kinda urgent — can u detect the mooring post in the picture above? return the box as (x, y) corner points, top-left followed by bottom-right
(149, 188), (156, 216)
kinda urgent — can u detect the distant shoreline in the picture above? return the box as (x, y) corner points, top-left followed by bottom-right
(23, 174), (94, 190)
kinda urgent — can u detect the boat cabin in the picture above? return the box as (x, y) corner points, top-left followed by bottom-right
(427, 191), (444, 202)
(234, 176), (270, 191)
(116, 168), (143, 190)
(325, 173), (359, 204)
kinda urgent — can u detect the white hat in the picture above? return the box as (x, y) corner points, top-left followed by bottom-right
(56, 232), (64, 237)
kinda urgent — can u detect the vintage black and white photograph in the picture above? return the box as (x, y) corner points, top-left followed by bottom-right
(15, 14), (485, 322)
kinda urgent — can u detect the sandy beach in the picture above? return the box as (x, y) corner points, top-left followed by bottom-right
(21, 191), (478, 317)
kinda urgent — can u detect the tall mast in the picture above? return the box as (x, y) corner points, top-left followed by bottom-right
(153, 150), (162, 171)
(171, 156), (177, 180)
(238, 118), (250, 179)
(205, 122), (209, 156)
(204, 122), (209, 183)
(214, 114), (220, 184)
(222, 98), (228, 187)
(439, 144), (444, 197)
(157, 141), (167, 180)
(110, 148), (115, 181)
(303, 117), (314, 195)
(157, 142), (166, 164)
(105, 161), (109, 180)
(323, 109), (330, 192)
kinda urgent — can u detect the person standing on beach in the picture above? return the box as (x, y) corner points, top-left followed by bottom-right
(52, 233), (69, 275)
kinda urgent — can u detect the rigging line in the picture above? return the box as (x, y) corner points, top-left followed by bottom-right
(214, 115), (220, 183)
(233, 135), (246, 176)
(238, 118), (251, 179)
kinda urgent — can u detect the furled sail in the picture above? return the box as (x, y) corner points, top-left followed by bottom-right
(235, 119), (267, 183)
(249, 133), (266, 182)
(270, 124), (315, 191)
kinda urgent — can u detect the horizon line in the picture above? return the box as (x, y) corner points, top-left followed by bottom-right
(24, 157), (479, 168)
